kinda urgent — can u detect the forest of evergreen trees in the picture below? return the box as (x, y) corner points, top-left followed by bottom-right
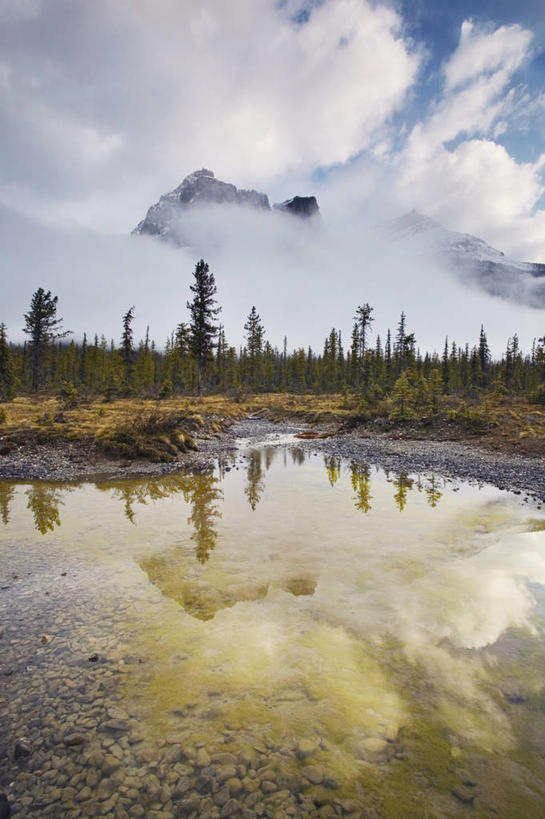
(1, 259), (545, 409)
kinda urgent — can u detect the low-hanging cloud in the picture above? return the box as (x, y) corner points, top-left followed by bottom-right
(1, 201), (543, 357)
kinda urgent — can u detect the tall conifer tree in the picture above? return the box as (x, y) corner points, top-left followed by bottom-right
(187, 259), (221, 393)
(23, 288), (70, 391)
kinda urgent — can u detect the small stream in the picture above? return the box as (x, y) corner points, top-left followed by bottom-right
(1, 438), (545, 817)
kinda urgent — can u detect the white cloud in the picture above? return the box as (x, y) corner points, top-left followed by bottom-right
(444, 19), (532, 91)
(385, 18), (545, 262)
(0, 0), (420, 230)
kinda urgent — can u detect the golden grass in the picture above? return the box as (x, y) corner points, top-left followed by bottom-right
(0, 392), (544, 457)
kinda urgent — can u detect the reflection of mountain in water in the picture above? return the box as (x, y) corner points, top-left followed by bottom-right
(140, 549), (317, 621)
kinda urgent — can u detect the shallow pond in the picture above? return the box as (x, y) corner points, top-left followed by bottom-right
(1, 439), (545, 818)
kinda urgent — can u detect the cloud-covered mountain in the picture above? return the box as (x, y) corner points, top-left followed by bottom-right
(387, 210), (545, 308)
(133, 169), (319, 244)
(133, 169), (545, 310)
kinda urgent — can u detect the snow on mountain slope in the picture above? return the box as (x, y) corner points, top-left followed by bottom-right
(133, 169), (319, 244)
(387, 210), (545, 307)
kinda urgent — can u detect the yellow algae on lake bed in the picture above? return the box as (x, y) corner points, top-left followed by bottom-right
(2, 443), (545, 814)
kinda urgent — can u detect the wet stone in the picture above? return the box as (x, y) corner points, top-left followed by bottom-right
(103, 754), (122, 775)
(0, 794), (10, 819)
(452, 784), (476, 805)
(296, 739), (318, 760)
(226, 777), (243, 796)
(221, 799), (242, 817)
(356, 737), (390, 763)
(64, 733), (85, 747)
(196, 748), (211, 767)
(102, 718), (129, 734)
(214, 786), (230, 806)
(217, 764), (237, 783)
(302, 766), (324, 785)
(260, 780), (277, 793)
(196, 774), (215, 794)
(14, 739), (32, 760)
(174, 775), (191, 796)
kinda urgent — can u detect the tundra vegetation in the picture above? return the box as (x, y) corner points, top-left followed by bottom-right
(2, 259), (545, 459)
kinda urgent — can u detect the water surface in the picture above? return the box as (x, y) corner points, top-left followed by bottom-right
(1, 442), (545, 817)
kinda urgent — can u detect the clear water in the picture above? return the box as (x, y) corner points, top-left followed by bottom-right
(2, 443), (545, 817)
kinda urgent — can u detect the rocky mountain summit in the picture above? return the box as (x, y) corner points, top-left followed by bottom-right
(388, 209), (545, 307)
(273, 196), (320, 218)
(133, 169), (319, 244)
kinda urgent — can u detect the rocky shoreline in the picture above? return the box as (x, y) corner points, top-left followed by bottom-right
(0, 416), (544, 503)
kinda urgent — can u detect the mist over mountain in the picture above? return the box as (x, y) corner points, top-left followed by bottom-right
(133, 169), (320, 245)
(133, 169), (545, 313)
(2, 179), (544, 360)
(387, 210), (545, 308)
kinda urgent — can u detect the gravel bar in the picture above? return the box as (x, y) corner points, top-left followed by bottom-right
(0, 418), (543, 503)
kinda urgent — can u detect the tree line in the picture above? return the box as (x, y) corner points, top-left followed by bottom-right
(1, 258), (545, 407)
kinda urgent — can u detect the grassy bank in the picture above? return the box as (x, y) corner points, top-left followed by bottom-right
(0, 392), (544, 462)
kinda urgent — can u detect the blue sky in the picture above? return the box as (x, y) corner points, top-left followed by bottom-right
(397, 0), (545, 162)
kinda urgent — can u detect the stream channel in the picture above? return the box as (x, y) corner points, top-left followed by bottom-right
(1, 431), (545, 818)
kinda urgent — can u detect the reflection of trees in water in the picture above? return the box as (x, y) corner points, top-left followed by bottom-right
(290, 447), (306, 466)
(98, 475), (193, 524)
(245, 450), (265, 511)
(351, 462), (372, 514)
(324, 456), (341, 487)
(0, 482), (15, 525)
(263, 447), (276, 471)
(185, 473), (222, 563)
(216, 453), (236, 479)
(99, 473), (223, 563)
(425, 475), (443, 508)
(391, 472), (414, 512)
(25, 484), (68, 534)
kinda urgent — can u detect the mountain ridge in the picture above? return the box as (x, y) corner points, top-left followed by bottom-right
(133, 168), (320, 243)
(387, 209), (545, 306)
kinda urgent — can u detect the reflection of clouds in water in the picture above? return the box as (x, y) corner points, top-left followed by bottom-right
(4, 456), (545, 758)
(401, 531), (545, 651)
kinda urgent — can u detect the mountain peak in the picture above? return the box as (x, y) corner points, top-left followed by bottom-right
(133, 170), (320, 243)
(274, 196), (320, 219)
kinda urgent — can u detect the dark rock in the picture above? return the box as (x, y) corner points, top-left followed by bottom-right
(14, 739), (31, 760)
(452, 784), (475, 804)
(196, 774), (214, 794)
(64, 733), (85, 747)
(273, 196), (319, 219)
(0, 794), (10, 818)
(177, 795), (201, 816)
(88, 653), (99, 663)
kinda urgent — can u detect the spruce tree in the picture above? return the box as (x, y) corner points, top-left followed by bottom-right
(354, 303), (374, 388)
(120, 306), (135, 394)
(23, 288), (70, 392)
(187, 259), (221, 393)
(478, 325), (490, 386)
(244, 306), (265, 388)
(0, 324), (16, 400)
